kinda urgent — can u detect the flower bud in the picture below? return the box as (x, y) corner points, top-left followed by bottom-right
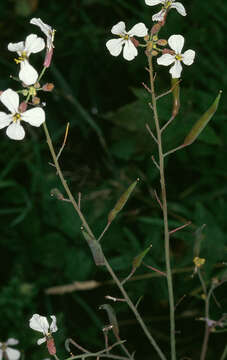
(157, 39), (167, 46)
(19, 101), (27, 113)
(47, 337), (56, 355)
(130, 37), (139, 48)
(42, 83), (55, 92)
(151, 23), (161, 35)
(32, 96), (40, 105)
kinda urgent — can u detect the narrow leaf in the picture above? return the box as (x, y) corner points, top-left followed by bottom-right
(184, 91), (222, 146)
(132, 244), (152, 270)
(108, 179), (139, 223)
(81, 229), (105, 266)
(171, 78), (180, 117)
(99, 304), (119, 337)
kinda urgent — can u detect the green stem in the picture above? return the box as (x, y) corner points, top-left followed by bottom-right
(43, 122), (166, 360)
(147, 55), (176, 360)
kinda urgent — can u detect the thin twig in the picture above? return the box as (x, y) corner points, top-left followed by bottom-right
(65, 338), (90, 354)
(105, 295), (126, 302)
(220, 344), (227, 360)
(154, 189), (163, 210)
(151, 155), (160, 170)
(66, 340), (128, 360)
(164, 144), (187, 157)
(56, 122), (70, 160)
(146, 123), (158, 144)
(142, 82), (152, 94)
(156, 80), (181, 101)
(98, 222), (111, 242)
(161, 115), (175, 133)
(169, 222), (191, 235)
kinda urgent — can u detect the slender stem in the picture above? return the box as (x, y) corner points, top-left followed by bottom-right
(104, 258), (167, 360)
(200, 278), (213, 360)
(220, 344), (227, 360)
(147, 55), (176, 360)
(43, 122), (166, 360)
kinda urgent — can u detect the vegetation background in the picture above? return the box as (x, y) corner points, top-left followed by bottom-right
(0, 0), (226, 359)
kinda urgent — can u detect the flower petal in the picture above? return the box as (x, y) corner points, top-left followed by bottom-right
(0, 113), (12, 129)
(37, 337), (47, 345)
(5, 348), (20, 360)
(152, 9), (166, 21)
(145, 0), (163, 5)
(171, 2), (186, 16)
(0, 89), (19, 113)
(157, 53), (175, 66)
(6, 339), (19, 346)
(30, 18), (54, 50)
(19, 60), (38, 86)
(169, 61), (182, 78)
(123, 40), (138, 61)
(182, 49), (195, 65)
(106, 38), (123, 57)
(21, 107), (45, 127)
(128, 23), (148, 37)
(50, 315), (58, 333)
(24, 34), (45, 55)
(6, 122), (25, 140)
(29, 314), (50, 334)
(8, 41), (24, 54)
(168, 34), (184, 54)
(111, 21), (126, 36)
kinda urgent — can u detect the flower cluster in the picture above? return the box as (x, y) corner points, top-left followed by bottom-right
(106, 0), (195, 78)
(0, 18), (55, 140)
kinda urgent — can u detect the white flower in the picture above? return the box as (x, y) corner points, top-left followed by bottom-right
(29, 314), (58, 345)
(0, 89), (45, 140)
(30, 18), (55, 53)
(157, 35), (195, 78)
(0, 338), (20, 360)
(106, 21), (148, 61)
(145, 0), (186, 22)
(8, 34), (45, 85)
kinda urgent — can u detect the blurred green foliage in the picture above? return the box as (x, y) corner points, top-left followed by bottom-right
(0, 0), (227, 359)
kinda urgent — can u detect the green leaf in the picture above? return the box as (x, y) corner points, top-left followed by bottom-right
(108, 179), (139, 223)
(184, 91), (222, 146)
(132, 245), (152, 270)
(99, 304), (119, 337)
(81, 229), (105, 266)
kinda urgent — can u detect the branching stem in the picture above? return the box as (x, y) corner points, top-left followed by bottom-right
(147, 54), (176, 360)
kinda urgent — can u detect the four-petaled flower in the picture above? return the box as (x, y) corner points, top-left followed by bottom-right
(106, 21), (148, 61)
(157, 35), (195, 78)
(29, 314), (57, 346)
(8, 34), (45, 86)
(30, 18), (55, 67)
(0, 338), (20, 360)
(0, 89), (45, 140)
(145, 0), (186, 22)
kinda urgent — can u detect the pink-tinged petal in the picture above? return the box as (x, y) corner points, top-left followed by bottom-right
(25, 34), (45, 55)
(123, 40), (137, 61)
(6, 122), (25, 140)
(6, 339), (19, 346)
(111, 21), (126, 36)
(19, 60), (38, 86)
(5, 348), (20, 360)
(128, 23), (148, 37)
(152, 9), (166, 21)
(171, 2), (186, 16)
(7, 41), (24, 54)
(182, 49), (195, 65)
(29, 314), (50, 334)
(37, 337), (46, 345)
(0, 113), (12, 129)
(168, 34), (184, 54)
(0, 89), (19, 113)
(157, 53), (175, 66)
(169, 61), (182, 78)
(21, 107), (45, 127)
(145, 0), (163, 5)
(106, 38), (123, 57)
(50, 315), (58, 333)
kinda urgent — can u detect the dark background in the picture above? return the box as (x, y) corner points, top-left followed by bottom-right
(0, 0), (227, 359)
